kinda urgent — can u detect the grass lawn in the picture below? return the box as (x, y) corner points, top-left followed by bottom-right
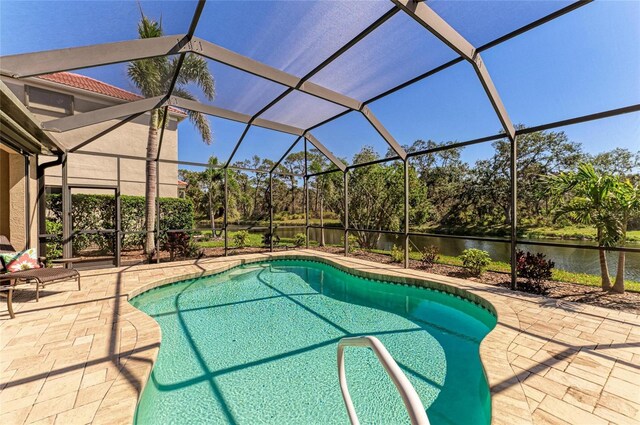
(197, 231), (315, 248)
(523, 225), (640, 243)
(369, 248), (640, 293)
(412, 224), (640, 243)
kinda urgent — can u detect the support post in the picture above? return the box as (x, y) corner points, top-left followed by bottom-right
(304, 139), (309, 249)
(510, 136), (518, 290)
(269, 172), (274, 252)
(344, 171), (349, 256)
(24, 155), (30, 248)
(37, 157), (46, 257)
(61, 154), (71, 260)
(404, 159), (409, 269)
(224, 167), (228, 257)
(155, 160), (160, 264)
(115, 158), (121, 267)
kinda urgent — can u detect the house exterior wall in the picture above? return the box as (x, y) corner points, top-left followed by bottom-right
(1, 77), (181, 197)
(1, 75), (184, 253)
(0, 147), (37, 250)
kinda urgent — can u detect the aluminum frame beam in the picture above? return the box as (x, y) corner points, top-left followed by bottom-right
(271, 136), (303, 173)
(2, 5), (401, 164)
(304, 132), (347, 172)
(42, 95), (305, 136)
(0, 36), (363, 111)
(392, 0), (515, 139)
(156, 0), (207, 162)
(170, 96), (304, 135)
(0, 35), (191, 79)
(305, 1), (590, 134)
(43, 96), (167, 132)
(361, 106), (407, 160)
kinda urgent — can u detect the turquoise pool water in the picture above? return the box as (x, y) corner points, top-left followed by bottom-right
(131, 260), (496, 425)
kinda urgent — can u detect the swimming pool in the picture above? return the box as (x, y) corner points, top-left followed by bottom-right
(131, 259), (496, 424)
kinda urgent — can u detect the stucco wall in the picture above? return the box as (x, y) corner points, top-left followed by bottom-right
(0, 150), (10, 238)
(40, 115), (179, 198)
(2, 77), (180, 198)
(0, 150), (38, 250)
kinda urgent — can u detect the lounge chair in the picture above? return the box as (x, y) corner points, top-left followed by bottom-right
(0, 235), (80, 319)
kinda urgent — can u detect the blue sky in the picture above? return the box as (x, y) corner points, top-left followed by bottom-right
(1, 0), (638, 167)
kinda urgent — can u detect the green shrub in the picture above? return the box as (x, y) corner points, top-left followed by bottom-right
(232, 230), (250, 248)
(460, 248), (491, 276)
(421, 245), (439, 269)
(44, 219), (63, 266)
(46, 193), (194, 252)
(516, 249), (554, 294)
(162, 232), (202, 261)
(390, 244), (404, 263)
(293, 233), (306, 247)
(341, 234), (359, 253)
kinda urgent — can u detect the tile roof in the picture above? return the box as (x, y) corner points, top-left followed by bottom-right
(37, 72), (187, 116)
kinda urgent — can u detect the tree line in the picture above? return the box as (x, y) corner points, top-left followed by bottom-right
(178, 127), (639, 291)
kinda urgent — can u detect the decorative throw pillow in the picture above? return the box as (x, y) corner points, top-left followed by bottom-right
(1, 248), (41, 272)
(0, 252), (17, 271)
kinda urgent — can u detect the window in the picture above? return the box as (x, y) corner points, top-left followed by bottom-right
(26, 85), (73, 115)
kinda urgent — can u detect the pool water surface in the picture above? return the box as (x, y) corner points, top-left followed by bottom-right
(131, 259), (496, 424)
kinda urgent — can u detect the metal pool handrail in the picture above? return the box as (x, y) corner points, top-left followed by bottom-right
(337, 336), (430, 425)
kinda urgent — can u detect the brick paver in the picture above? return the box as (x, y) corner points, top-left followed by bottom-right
(1, 251), (638, 424)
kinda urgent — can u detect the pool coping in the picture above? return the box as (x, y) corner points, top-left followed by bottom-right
(2, 249), (639, 424)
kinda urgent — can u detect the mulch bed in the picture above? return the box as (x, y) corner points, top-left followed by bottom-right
(311, 246), (640, 314)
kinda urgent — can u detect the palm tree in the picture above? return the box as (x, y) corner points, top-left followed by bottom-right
(611, 180), (640, 293)
(200, 157), (224, 238)
(548, 163), (621, 290)
(128, 14), (214, 255)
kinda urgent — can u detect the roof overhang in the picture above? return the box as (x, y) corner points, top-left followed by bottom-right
(0, 80), (65, 155)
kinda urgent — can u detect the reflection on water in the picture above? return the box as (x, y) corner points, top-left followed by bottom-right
(264, 226), (640, 281)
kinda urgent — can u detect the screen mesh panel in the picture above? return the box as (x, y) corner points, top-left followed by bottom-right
(260, 91), (348, 130)
(429, 0), (576, 47)
(179, 58), (289, 116)
(367, 62), (502, 144)
(178, 117), (248, 166)
(311, 111), (396, 162)
(309, 11), (458, 102)
(0, 0), (197, 55)
(195, 0), (393, 77)
(229, 126), (300, 170)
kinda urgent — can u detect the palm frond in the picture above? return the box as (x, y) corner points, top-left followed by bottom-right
(177, 54), (216, 101)
(128, 15), (215, 145)
(127, 14), (170, 97)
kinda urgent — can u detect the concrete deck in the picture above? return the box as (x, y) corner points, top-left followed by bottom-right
(1, 250), (639, 425)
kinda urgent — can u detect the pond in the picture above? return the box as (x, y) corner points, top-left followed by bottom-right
(265, 226), (640, 282)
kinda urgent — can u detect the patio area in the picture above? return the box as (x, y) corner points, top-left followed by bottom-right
(1, 251), (639, 425)
(1, 1), (639, 424)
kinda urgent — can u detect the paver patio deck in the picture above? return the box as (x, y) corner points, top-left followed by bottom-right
(1, 250), (638, 424)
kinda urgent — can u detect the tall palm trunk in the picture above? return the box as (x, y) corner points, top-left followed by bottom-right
(612, 252), (625, 293)
(597, 227), (611, 291)
(209, 189), (216, 236)
(290, 177), (296, 215)
(144, 110), (160, 255)
(612, 214), (628, 294)
(320, 196), (325, 247)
